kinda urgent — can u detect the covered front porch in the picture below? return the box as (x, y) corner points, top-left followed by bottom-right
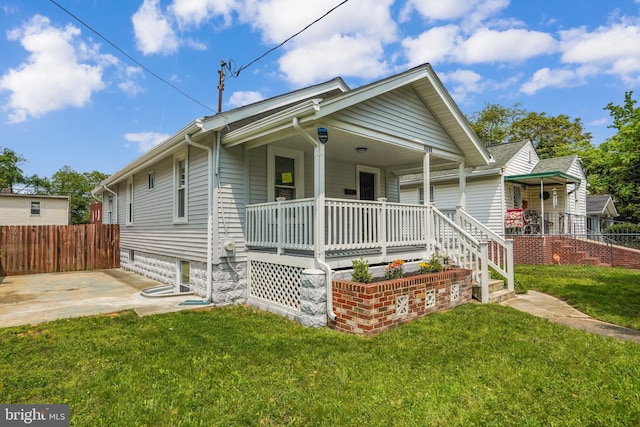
(505, 169), (585, 236)
(217, 65), (513, 321)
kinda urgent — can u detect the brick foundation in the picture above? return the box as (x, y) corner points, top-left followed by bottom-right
(330, 269), (472, 336)
(512, 236), (640, 269)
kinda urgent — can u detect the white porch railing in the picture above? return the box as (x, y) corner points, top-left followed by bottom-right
(455, 207), (514, 292)
(246, 199), (513, 303)
(246, 198), (315, 253)
(246, 198), (430, 256)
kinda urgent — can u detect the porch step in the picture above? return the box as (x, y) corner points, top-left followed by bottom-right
(472, 279), (515, 303)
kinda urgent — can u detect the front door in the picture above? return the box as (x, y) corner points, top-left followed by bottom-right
(359, 171), (375, 201)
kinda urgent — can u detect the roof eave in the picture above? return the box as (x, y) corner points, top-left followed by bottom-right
(94, 120), (204, 193)
(505, 171), (581, 185)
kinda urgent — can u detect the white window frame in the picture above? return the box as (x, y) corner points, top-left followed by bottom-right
(174, 151), (188, 223)
(126, 177), (134, 225)
(30, 201), (41, 216)
(355, 165), (381, 200)
(267, 146), (304, 201)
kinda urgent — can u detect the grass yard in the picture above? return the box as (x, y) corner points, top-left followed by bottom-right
(2, 302), (640, 426)
(516, 265), (640, 330)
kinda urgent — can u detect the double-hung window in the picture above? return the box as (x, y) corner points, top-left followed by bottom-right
(267, 146), (304, 201)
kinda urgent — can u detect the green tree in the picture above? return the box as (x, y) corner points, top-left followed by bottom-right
(0, 147), (48, 193)
(510, 112), (593, 159)
(588, 92), (640, 223)
(49, 166), (109, 224)
(468, 104), (593, 159)
(468, 103), (526, 146)
(0, 147), (27, 192)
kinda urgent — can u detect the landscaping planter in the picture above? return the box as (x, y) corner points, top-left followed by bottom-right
(330, 268), (472, 336)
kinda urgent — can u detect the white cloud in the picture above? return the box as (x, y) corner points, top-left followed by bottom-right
(240, 0), (396, 45)
(588, 117), (609, 127)
(132, 0), (179, 55)
(455, 28), (557, 63)
(440, 69), (486, 104)
(124, 131), (171, 152)
(403, 26), (556, 66)
(520, 67), (576, 95)
(228, 91), (264, 108)
(401, 0), (509, 29)
(118, 66), (145, 96)
(278, 35), (389, 86)
(170, 0), (237, 27)
(238, 0), (396, 87)
(0, 15), (106, 123)
(402, 25), (460, 66)
(560, 22), (640, 83)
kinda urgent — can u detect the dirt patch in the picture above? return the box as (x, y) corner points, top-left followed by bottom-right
(0, 291), (36, 304)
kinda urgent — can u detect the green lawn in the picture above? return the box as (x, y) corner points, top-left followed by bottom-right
(2, 302), (640, 425)
(516, 265), (640, 330)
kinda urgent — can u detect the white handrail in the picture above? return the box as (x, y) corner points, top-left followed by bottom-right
(457, 208), (514, 292)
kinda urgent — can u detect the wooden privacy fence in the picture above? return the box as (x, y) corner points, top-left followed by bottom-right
(0, 224), (120, 276)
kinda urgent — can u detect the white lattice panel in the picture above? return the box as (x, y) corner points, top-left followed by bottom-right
(451, 284), (460, 301)
(396, 295), (409, 316)
(425, 289), (436, 308)
(249, 261), (302, 311)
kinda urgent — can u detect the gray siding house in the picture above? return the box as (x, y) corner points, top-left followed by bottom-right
(94, 64), (514, 322)
(400, 140), (588, 236)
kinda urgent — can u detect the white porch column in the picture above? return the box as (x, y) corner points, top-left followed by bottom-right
(458, 161), (467, 210)
(423, 150), (432, 255)
(314, 142), (326, 261)
(423, 150), (431, 206)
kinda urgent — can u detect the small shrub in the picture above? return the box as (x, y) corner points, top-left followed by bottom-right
(351, 258), (373, 283)
(384, 260), (405, 280)
(418, 254), (443, 274)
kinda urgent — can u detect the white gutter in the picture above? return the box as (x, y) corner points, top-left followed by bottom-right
(185, 133), (214, 302)
(292, 116), (337, 322)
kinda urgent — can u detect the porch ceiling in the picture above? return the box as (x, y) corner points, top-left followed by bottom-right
(260, 127), (459, 171)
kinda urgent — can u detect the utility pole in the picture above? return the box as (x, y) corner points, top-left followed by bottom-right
(217, 60), (226, 113)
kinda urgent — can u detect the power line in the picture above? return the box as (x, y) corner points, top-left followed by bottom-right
(230, 0), (351, 77)
(48, 0), (216, 113)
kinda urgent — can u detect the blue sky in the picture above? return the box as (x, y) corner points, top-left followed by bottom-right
(2, 0), (640, 180)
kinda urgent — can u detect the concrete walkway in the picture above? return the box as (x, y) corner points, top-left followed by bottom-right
(0, 269), (211, 328)
(501, 291), (640, 344)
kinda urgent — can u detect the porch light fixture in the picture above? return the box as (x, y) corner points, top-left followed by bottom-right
(355, 147), (368, 153)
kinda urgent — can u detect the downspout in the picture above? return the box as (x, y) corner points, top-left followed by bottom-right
(185, 133), (213, 302)
(102, 184), (118, 224)
(292, 116), (337, 322)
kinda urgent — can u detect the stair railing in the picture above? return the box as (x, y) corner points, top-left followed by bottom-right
(455, 207), (515, 292)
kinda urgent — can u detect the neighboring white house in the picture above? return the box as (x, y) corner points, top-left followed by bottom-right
(586, 194), (618, 233)
(400, 140), (588, 236)
(0, 193), (70, 225)
(93, 64), (514, 321)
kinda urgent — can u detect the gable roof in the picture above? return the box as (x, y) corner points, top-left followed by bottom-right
(586, 194), (619, 217)
(95, 63), (492, 192)
(505, 155), (584, 186)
